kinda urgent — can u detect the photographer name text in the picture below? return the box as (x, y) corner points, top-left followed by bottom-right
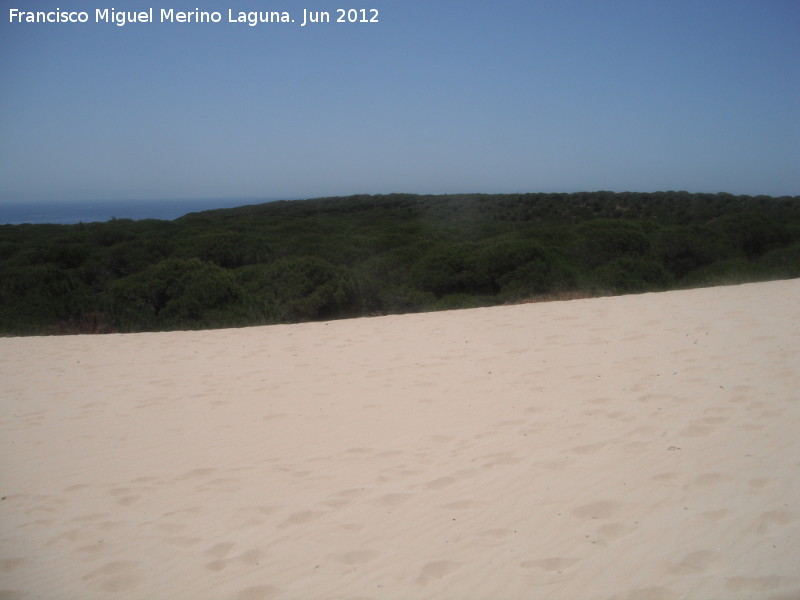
(8, 7), (380, 27)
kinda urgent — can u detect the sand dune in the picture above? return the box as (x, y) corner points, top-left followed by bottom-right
(2, 280), (799, 600)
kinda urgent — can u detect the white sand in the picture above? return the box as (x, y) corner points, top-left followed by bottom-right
(1, 280), (799, 600)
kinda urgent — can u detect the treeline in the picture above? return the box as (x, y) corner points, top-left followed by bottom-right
(1, 191), (799, 335)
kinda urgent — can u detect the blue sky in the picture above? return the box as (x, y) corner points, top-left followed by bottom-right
(1, 0), (798, 206)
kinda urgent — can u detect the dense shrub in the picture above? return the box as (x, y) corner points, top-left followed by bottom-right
(0, 264), (89, 332)
(432, 293), (489, 311)
(681, 259), (763, 287)
(759, 242), (800, 278)
(175, 231), (273, 268)
(108, 258), (243, 329)
(650, 225), (735, 279)
(237, 256), (360, 321)
(497, 254), (577, 300)
(0, 241), (17, 261)
(48, 312), (118, 335)
(84, 219), (138, 246)
(471, 239), (551, 294)
(2, 191), (799, 334)
(91, 237), (173, 280)
(591, 257), (673, 294)
(412, 243), (478, 296)
(573, 220), (650, 268)
(353, 246), (427, 313)
(710, 212), (789, 258)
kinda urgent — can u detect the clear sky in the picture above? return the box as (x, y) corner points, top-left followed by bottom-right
(1, 0), (798, 206)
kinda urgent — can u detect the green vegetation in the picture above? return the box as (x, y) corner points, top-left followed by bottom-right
(2, 191), (799, 335)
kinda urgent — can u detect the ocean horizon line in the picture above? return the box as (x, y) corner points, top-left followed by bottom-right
(0, 197), (288, 225)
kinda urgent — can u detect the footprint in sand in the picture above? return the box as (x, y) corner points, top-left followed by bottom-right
(205, 559), (228, 572)
(416, 560), (461, 585)
(206, 542), (236, 558)
(682, 472), (732, 491)
(64, 483), (90, 492)
(651, 471), (679, 483)
(622, 441), (650, 453)
(373, 493), (413, 507)
(748, 477), (772, 490)
(81, 561), (144, 593)
(610, 587), (678, 600)
(519, 557), (580, 572)
(105, 486), (137, 499)
(428, 434), (456, 443)
(346, 447), (374, 455)
(596, 521), (637, 543)
(277, 510), (325, 529)
(322, 488), (370, 508)
(235, 584), (283, 600)
(441, 499), (485, 511)
(586, 396), (613, 406)
(0, 558), (25, 573)
(481, 456), (522, 469)
(234, 505), (277, 523)
(175, 468), (217, 481)
(115, 495), (141, 506)
(330, 549), (380, 565)
(471, 528), (519, 548)
(754, 509), (796, 535)
(698, 416), (729, 426)
(206, 548), (263, 572)
(677, 423), (713, 438)
(698, 509), (729, 522)
(569, 442), (608, 456)
(426, 477), (457, 490)
(666, 550), (720, 575)
(132, 475), (158, 484)
(572, 501), (623, 520)
(164, 505), (204, 518)
(47, 527), (94, 546)
(153, 522), (186, 535)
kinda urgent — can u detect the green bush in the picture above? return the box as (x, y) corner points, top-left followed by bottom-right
(433, 293), (488, 311)
(650, 225), (735, 278)
(710, 212), (789, 259)
(0, 241), (18, 261)
(91, 237), (173, 280)
(681, 259), (763, 287)
(238, 256), (360, 321)
(591, 257), (673, 294)
(497, 255), (577, 300)
(353, 247), (426, 313)
(471, 238), (551, 294)
(412, 243), (478, 296)
(108, 258), (243, 329)
(175, 231), (273, 268)
(85, 219), (138, 246)
(0, 264), (90, 332)
(574, 220), (650, 268)
(13, 241), (91, 269)
(759, 242), (800, 278)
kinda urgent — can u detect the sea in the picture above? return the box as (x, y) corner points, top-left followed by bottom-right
(0, 198), (284, 225)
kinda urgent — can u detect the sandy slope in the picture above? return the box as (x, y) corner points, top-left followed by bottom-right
(1, 280), (799, 600)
